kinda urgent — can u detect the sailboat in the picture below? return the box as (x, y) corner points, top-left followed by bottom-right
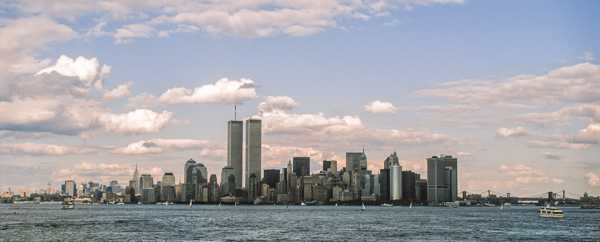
(189, 200), (193, 207)
(501, 204), (504, 210)
(218, 202), (221, 207)
(234, 201), (237, 208)
(335, 203), (338, 207)
(409, 201), (412, 209)
(360, 203), (365, 211)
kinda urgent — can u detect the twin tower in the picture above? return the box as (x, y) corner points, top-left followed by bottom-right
(227, 119), (261, 189)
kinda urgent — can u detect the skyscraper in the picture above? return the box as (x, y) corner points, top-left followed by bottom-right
(65, 180), (76, 197)
(345, 152), (362, 173)
(384, 152), (399, 169)
(133, 163), (140, 194)
(263, 169), (280, 189)
(293, 157), (310, 178)
(184, 158), (197, 184)
(427, 155), (458, 203)
(245, 119), (261, 188)
(390, 165), (402, 200)
(227, 120), (243, 188)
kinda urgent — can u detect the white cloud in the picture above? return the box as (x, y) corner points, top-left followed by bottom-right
(258, 96), (299, 113)
(456, 151), (472, 156)
(586, 172), (600, 186)
(500, 164), (545, 177)
(112, 138), (223, 155)
(0, 143), (96, 156)
(498, 163), (564, 185)
(36, 55), (110, 89)
(103, 81), (132, 101)
(496, 126), (535, 138)
(99, 109), (173, 134)
(573, 123), (600, 144)
(365, 100), (398, 114)
(255, 105), (460, 151)
(582, 52), (594, 61)
(262, 144), (324, 170)
(114, 23), (155, 43)
(13, 0), (463, 40)
(525, 140), (590, 150)
(157, 78), (258, 104)
(0, 17), (78, 99)
(542, 152), (562, 160)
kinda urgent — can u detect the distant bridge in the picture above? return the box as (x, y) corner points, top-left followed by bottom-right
(464, 190), (581, 205)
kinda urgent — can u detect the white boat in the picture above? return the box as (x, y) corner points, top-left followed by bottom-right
(301, 202), (306, 206)
(409, 202), (412, 209)
(503, 203), (512, 208)
(381, 203), (393, 207)
(189, 200), (193, 207)
(234, 201), (237, 208)
(117, 202), (125, 205)
(360, 203), (365, 211)
(335, 203), (338, 207)
(61, 201), (74, 210)
(218, 202), (221, 207)
(501, 204), (503, 210)
(537, 205), (564, 218)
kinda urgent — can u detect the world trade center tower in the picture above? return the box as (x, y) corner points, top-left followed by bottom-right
(227, 120), (243, 188)
(245, 119), (262, 188)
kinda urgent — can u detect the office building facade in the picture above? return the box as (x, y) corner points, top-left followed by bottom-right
(227, 120), (243, 188)
(427, 155), (458, 203)
(245, 119), (262, 188)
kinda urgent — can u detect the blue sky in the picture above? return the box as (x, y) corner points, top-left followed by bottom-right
(0, 0), (599, 197)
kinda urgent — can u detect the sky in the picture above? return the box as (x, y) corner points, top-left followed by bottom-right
(0, 0), (599, 198)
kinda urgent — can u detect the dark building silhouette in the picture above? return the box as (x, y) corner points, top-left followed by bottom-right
(415, 179), (428, 202)
(293, 157), (310, 178)
(263, 169), (280, 189)
(323, 160), (332, 171)
(379, 169), (390, 201)
(402, 171), (420, 201)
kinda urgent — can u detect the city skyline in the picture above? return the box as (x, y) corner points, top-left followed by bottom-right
(0, 1), (599, 197)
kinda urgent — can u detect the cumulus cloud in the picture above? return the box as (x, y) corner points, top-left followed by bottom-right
(573, 123), (600, 144)
(36, 55), (110, 89)
(99, 109), (174, 134)
(129, 78), (259, 106)
(112, 139), (224, 154)
(258, 96), (299, 113)
(496, 126), (535, 138)
(586, 172), (600, 186)
(365, 100), (398, 114)
(0, 143), (96, 156)
(542, 152), (562, 160)
(0, 17), (78, 99)
(103, 81), (132, 101)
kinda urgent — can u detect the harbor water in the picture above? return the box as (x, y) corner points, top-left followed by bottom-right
(1, 204), (598, 241)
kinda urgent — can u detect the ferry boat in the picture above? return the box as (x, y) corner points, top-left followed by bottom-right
(61, 201), (74, 210)
(537, 205), (564, 218)
(381, 203), (393, 207)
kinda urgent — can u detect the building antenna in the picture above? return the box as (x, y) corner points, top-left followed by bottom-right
(235, 104), (237, 121)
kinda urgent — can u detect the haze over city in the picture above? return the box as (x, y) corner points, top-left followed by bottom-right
(0, 0), (599, 197)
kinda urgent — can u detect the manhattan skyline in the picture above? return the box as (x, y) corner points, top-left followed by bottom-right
(0, 0), (599, 197)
